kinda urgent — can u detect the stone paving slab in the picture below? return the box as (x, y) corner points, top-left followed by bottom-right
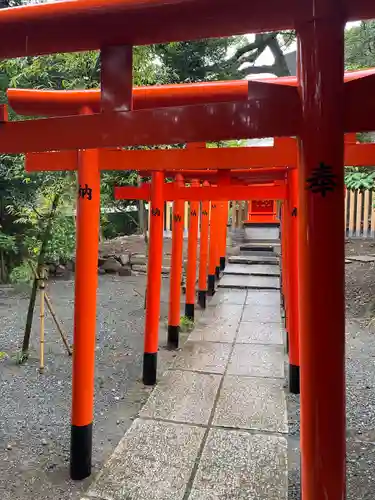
(172, 340), (232, 374)
(246, 290), (281, 307)
(86, 419), (204, 500)
(189, 429), (288, 500)
(188, 321), (238, 343)
(224, 263), (280, 276)
(237, 321), (283, 345)
(228, 344), (285, 378)
(228, 255), (279, 265)
(206, 289), (247, 307)
(140, 370), (221, 425)
(198, 303), (243, 323)
(242, 304), (282, 323)
(218, 274), (280, 290)
(213, 375), (287, 433)
(346, 255), (375, 262)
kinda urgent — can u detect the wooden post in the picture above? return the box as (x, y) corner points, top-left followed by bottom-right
(287, 167), (300, 394)
(70, 146), (100, 480)
(207, 200), (217, 296)
(198, 194), (210, 309)
(185, 180), (199, 320)
(39, 268), (45, 374)
(167, 176), (184, 348)
(298, 9), (346, 498)
(143, 171), (165, 385)
(220, 201), (229, 270)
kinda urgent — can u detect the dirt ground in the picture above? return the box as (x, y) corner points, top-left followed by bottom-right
(1, 236), (375, 499)
(288, 238), (375, 499)
(0, 273), (185, 500)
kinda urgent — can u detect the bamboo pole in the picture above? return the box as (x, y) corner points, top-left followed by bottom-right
(21, 193), (60, 361)
(348, 190), (355, 238)
(39, 269), (45, 373)
(29, 261), (72, 356)
(344, 190), (348, 237)
(371, 193), (375, 238)
(363, 190), (370, 238)
(356, 191), (363, 238)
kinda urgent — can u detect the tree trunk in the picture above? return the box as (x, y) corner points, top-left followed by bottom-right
(20, 194), (60, 361)
(0, 250), (6, 283)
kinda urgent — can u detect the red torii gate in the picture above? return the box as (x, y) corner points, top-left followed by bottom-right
(2, 0), (375, 497)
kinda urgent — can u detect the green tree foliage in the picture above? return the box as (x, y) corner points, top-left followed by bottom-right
(0, 43), (166, 281)
(154, 33), (291, 83)
(344, 21), (375, 190)
(345, 21), (375, 71)
(0, 0), (293, 281)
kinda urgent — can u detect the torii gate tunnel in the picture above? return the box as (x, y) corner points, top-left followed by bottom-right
(2, 0), (375, 498)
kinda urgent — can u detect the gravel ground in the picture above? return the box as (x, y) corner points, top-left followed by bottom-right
(0, 273), (182, 500)
(287, 239), (375, 499)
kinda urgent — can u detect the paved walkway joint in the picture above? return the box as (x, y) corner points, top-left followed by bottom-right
(82, 253), (288, 500)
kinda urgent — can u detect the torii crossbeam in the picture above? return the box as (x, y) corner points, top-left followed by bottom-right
(2, 0), (375, 496)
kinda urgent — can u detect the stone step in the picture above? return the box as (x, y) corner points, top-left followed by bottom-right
(223, 263), (280, 277)
(228, 255), (279, 266)
(218, 274), (280, 290)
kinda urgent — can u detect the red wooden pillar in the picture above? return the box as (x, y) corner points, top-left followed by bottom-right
(198, 194), (210, 308)
(143, 171), (165, 385)
(185, 180), (199, 320)
(297, 8), (346, 499)
(207, 200), (217, 295)
(287, 168), (300, 394)
(70, 147), (100, 480)
(215, 202), (224, 278)
(70, 44), (133, 481)
(167, 176), (184, 348)
(220, 201), (229, 270)
(280, 202), (289, 336)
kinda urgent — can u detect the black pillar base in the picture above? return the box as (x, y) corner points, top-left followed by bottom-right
(207, 275), (216, 296)
(289, 363), (300, 394)
(198, 290), (207, 309)
(215, 266), (221, 279)
(167, 325), (180, 350)
(185, 303), (194, 321)
(70, 423), (92, 480)
(143, 351), (157, 385)
(220, 256), (226, 271)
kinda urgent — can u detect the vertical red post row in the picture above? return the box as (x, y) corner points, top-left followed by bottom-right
(297, 6), (346, 498)
(70, 142), (100, 480)
(198, 188), (210, 308)
(167, 175), (185, 348)
(185, 180), (199, 320)
(143, 171), (165, 385)
(207, 199), (217, 295)
(287, 168), (300, 394)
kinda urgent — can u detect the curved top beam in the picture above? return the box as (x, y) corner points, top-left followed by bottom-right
(7, 69), (375, 117)
(0, 0), (373, 59)
(8, 80), (249, 116)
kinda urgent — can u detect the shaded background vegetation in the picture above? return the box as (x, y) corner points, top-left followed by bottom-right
(0, 0), (374, 281)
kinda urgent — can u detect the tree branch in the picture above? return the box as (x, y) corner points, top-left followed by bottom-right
(267, 35), (291, 77)
(238, 65), (278, 77)
(230, 33), (274, 61)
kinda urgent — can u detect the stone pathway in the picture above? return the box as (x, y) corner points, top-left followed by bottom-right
(81, 258), (288, 500)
